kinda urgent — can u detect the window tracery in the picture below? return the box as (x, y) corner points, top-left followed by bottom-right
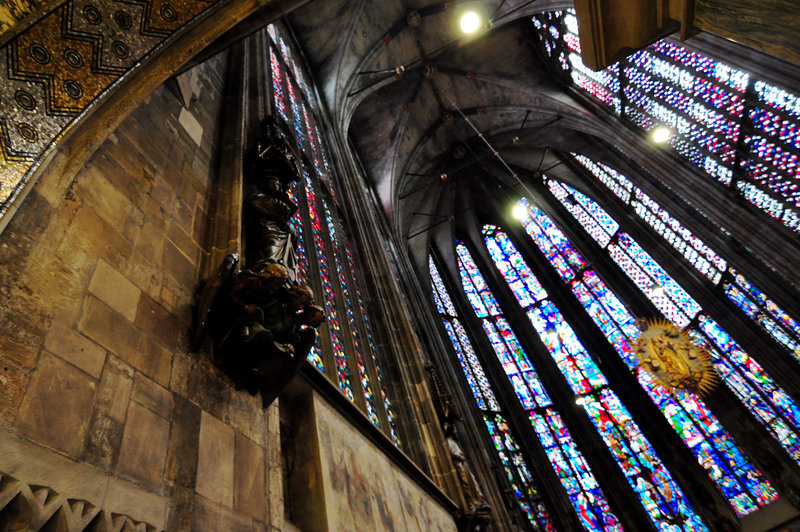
(429, 257), (553, 529)
(533, 10), (800, 233)
(536, 173), (800, 467)
(457, 243), (625, 531)
(267, 24), (397, 439)
(502, 204), (777, 516)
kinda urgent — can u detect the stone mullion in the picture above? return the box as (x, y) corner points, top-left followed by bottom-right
(463, 220), (660, 532)
(341, 237), (393, 434)
(331, 149), (462, 496)
(311, 177), (367, 412)
(245, 30), (268, 142)
(498, 192), (742, 530)
(201, 42), (247, 278)
(433, 245), (583, 532)
(727, 80), (757, 195)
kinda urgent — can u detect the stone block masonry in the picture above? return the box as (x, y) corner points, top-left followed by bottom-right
(0, 50), (283, 531)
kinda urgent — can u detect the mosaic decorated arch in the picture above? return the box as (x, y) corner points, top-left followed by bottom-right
(0, 0), (263, 224)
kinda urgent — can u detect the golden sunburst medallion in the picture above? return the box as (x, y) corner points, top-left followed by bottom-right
(634, 319), (718, 395)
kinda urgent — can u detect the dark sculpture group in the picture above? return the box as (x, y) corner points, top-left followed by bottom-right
(192, 123), (324, 407)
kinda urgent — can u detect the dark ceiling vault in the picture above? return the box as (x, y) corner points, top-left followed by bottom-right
(283, 0), (608, 245)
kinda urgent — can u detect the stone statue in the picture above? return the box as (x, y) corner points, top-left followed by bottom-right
(244, 135), (300, 281)
(191, 120), (324, 407)
(445, 422), (491, 518)
(426, 363), (492, 529)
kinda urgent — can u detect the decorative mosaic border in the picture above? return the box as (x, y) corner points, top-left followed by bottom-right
(0, 470), (162, 531)
(0, 0), (218, 215)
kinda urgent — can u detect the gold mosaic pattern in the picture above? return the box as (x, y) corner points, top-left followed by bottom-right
(0, 0), (216, 210)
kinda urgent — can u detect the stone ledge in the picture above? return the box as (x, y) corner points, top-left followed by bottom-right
(0, 429), (167, 529)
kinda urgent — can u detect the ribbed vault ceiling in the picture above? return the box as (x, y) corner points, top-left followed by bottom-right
(284, 0), (618, 251)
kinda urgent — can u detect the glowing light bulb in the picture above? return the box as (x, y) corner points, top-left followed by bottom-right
(512, 203), (528, 220)
(460, 11), (481, 34)
(652, 126), (671, 144)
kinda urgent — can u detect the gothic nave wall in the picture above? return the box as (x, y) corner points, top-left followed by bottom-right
(0, 50), (291, 530)
(0, 31), (464, 530)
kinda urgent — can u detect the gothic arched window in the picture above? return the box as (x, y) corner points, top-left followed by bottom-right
(532, 161), (800, 467)
(429, 257), (554, 530)
(266, 24), (399, 443)
(454, 243), (625, 530)
(476, 229), (710, 530)
(501, 199), (776, 516)
(532, 10), (800, 234)
(569, 154), (800, 368)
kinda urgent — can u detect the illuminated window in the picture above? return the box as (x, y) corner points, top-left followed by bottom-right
(457, 243), (624, 531)
(483, 226), (709, 528)
(266, 24), (398, 442)
(535, 177), (800, 467)
(504, 205), (777, 515)
(533, 10), (800, 233)
(430, 257), (553, 529)
(568, 155), (800, 374)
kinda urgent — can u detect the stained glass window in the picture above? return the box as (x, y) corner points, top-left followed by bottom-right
(456, 243), (623, 531)
(324, 200), (378, 424)
(268, 24), (399, 441)
(429, 257), (552, 528)
(303, 171), (353, 400)
(484, 225), (709, 529)
(269, 47), (289, 124)
(502, 208), (777, 516)
(723, 269), (800, 363)
(536, 180), (800, 467)
(569, 155), (800, 366)
(534, 10), (800, 233)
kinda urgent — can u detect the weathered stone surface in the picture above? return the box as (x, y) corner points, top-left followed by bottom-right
(170, 351), (267, 446)
(234, 433), (266, 522)
(131, 372), (173, 419)
(164, 395), (201, 490)
(179, 108), (204, 146)
(0, 429), (109, 506)
(196, 412), (235, 508)
(104, 477), (169, 530)
(88, 259), (141, 322)
(135, 293), (179, 350)
(73, 165), (135, 231)
(265, 402), (282, 531)
(192, 494), (254, 532)
(163, 240), (196, 288)
(78, 296), (171, 385)
(133, 222), (166, 267)
(0, 356), (34, 424)
(83, 410), (125, 470)
(116, 402), (170, 489)
(17, 353), (98, 458)
(96, 355), (134, 422)
(44, 321), (107, 379)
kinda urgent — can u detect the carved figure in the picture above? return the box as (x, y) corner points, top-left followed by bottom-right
(192, 121), (324, 407)
(635, 318), (718, 395)
(445, 422), (489, 513)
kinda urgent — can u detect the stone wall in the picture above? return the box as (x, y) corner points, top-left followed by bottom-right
(0, 50), (286, 531)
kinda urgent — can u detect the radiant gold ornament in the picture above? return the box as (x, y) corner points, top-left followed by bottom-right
(634, 319), (718, 395)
